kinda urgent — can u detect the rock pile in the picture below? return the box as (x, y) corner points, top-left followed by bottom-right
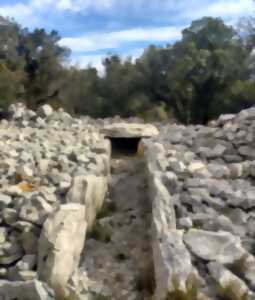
(2, 101), (255, 300)
(144, 107), (255, 299)
(0, 104), (111, 299)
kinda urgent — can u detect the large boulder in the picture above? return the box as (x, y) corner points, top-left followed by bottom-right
(101, 123), (159, 138)
(153, 230), (194, 300)
(66, 174), (108, 229)
(184, 229), (245, 264)
(151, 176), (176, 233)
(38, 204), (87, 298)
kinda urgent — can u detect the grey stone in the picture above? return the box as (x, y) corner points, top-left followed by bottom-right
(101, 123), (159, 138)
(21, 228), (39, 255)
(38, 204), (87, 298)
(177, 217), (193, 229)
(208, 262), (251, 299)
(18, 165), (34, 179)
(0, 280), (55, 300)
(184, 229), (245, 264)
(16, 254), (36, 271)
(153, 230), (195, 300)
(207, 163), (230, 179)
(0, 252), (23, 266)
(2, 208), (18, 225)
(229, 163), (244, 178)
(0, 228), (7, 244)
(0, 194), (11, 209)
(238, 146), (255, 159)
(37, 105), (53, 118)
(67, 174), (108, 229)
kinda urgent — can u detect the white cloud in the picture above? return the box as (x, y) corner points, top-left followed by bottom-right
(0, 0), (253, 30)
(182, 0), (254, 21)
(60, 26), (182, 52)
(69, 54), (105, 72)
(0, 3), (32, 22)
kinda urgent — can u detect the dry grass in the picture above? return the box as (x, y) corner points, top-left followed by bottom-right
(166, 273), (199, 300)
(219, 281), (250, 300)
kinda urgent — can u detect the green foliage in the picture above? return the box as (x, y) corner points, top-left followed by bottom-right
(166, 273), (199, 300)
(0, 15), (254, 124)
(219, 281), (250, 300)
(165, 17), (252, 124)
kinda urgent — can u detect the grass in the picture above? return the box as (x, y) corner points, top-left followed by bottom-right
(219, 281), (250, 300)
(166, 273), (199, 300)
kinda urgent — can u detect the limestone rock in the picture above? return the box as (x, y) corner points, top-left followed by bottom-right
(101, 123), (159, 138)
(208, 262), (252, 299)
(67, 175), (108, 229)
(0, 280), (55, 300)
(37, 105), (53, 118)
(153, 230), (195, 300)
(38, 203), (87, 298)
(0, 194), (11, 209)
(184, 229), (245, 264)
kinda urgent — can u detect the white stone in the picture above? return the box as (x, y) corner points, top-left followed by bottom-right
(184, 229), (245, 264)
(208, 262), (251, 299)
(101, 123), (159, 138)
(67, 175), (108, 229)
(18, 165), (34, 179)
(188, 161), (206, 173)
(38, 204), (87, 298)
(37, 105), (53, 118)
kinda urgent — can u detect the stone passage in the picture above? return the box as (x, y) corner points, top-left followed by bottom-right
(79, 157), (154, 299)
(108, 137), (141, 157)
(101, 122), (159, 158)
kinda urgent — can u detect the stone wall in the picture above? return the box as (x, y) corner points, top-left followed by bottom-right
(144, 107), (255, 299)
(2, 102), (255, 300)
(0, 104), (111, 299)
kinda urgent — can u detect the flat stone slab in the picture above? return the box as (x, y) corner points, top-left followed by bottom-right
(101, 123), (159, 138)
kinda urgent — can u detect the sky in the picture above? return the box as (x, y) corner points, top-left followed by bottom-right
(0, 0), (254, 72)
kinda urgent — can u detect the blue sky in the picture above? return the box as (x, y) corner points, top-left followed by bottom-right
(0, 0), (254, 72)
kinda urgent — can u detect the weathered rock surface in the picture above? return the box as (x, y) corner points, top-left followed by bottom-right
(67, 175), (108, 229)
(0, 279), (55, 300)
(144, 106), (255, 299)
(0, 103), (111, 299)
(2, 102), (255, 300)
(153, 230), (194, 300)
(184, 229), (245, 264)
(38, 204), (87, 298)
(101, 123), (159, 138)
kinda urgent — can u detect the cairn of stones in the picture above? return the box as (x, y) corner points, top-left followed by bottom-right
(0, 103), (111, 299)
(145, 108), (255, 299)
(0, 102), (255, 300)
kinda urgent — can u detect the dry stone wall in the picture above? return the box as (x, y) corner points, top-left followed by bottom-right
(1, 102), (255, 300)
(144, 107), (255, 300)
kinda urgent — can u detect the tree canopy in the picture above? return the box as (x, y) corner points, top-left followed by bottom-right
(0, 15), (254, 124)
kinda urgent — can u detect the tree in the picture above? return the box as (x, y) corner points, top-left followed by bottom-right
(100, 55), (151, 117)
(164, 17), (252, 124)
(0, 17), (26, 109)
(61, 66), (104, 117)
(19, 28), (70, 108)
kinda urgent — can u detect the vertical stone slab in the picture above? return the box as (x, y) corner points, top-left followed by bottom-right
(38, 204), (87, 298)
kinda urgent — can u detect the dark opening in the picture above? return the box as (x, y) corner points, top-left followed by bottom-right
(108, 137), (141, 157)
